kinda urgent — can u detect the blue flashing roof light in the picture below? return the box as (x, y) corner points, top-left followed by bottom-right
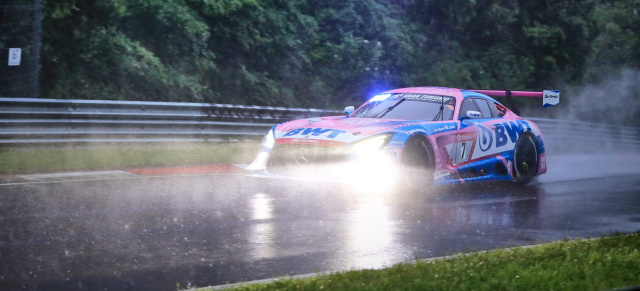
(369, 94), (391, 102)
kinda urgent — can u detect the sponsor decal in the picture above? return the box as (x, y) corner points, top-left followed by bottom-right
(291, 139), (319, 143)
(476, 124), (493, 151)
(393, 93), (454, 104)
(475, 120), (532, 152)
(283, 127), (347, 139)
(468, 111), (482, 118)
(543, 90), (560, 107)
(433, 124), (456, 133)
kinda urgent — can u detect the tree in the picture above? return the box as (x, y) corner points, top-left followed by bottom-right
(36, 0), (637, 112)
(585, 0), (640, 81)
(42, 0), (214, 101)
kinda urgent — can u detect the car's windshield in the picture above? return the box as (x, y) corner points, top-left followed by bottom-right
(352, 93), (456, 120)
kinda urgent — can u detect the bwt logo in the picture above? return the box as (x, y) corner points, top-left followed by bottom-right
(476, 120), (532, 152)
(283, 127), (347, 139)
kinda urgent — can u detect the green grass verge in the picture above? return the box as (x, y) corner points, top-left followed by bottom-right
(0, 142), (261, 174)
(209, 233), (640, 291)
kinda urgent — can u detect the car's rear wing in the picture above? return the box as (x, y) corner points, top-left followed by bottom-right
(469, 89), (560, 115)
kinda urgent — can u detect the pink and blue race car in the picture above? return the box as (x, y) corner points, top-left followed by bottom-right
(248, 87), (559, 190)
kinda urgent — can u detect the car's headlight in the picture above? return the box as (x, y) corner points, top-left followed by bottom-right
(351, 134), (392, 153)
(264, 129), (276, 149)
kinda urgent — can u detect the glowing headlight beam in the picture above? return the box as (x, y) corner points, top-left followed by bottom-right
(352, 134), (391, 153)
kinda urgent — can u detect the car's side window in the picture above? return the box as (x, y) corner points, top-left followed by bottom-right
(488, 100), (507, 117)
(459, 99), (479, 118)
(485, 100), (500, 117)
(474, 99), (493, 118)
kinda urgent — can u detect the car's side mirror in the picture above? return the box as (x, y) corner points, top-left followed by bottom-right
(466, 110), (482, 119)
(459, 110), (482, 121)
(344, 106), (355, 116)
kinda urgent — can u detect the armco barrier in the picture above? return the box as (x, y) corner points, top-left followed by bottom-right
(528, 118), (640, 151)
(0, 98), (342, 144)
(1, 98), (639, 150)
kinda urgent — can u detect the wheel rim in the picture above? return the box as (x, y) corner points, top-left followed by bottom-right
(514, 135), (538, 180)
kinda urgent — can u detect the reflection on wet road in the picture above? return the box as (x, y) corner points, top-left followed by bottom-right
(1, 158), (640, 290)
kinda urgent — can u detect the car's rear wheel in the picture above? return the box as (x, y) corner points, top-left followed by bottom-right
(401, 137), (434, 192)
(513, 133), (538, 185)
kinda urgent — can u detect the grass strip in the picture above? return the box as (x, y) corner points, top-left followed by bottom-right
(0, 142), (261, 174)
(207, 232), (640, 291)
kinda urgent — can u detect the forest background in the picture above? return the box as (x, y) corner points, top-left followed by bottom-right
(2, 0), (640, 124)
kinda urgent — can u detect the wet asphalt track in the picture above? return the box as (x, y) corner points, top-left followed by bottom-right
(1, 154), (640, 290)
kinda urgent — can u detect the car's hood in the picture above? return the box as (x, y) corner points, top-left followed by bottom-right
(274, 116), (424, 145)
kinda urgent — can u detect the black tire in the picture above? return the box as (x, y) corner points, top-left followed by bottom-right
(400, 137), (434, 192)
(513, 133), (539, 185)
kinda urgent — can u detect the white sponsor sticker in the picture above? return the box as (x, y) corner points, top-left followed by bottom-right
(543, 90), (559, 107)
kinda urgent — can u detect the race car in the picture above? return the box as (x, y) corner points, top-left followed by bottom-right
(247, 87), (559, 190)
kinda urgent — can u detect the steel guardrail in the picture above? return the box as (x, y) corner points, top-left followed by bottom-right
(0, 98), (343, 144)
(1, 98), (639, 149)
(529, 118), (640, 150)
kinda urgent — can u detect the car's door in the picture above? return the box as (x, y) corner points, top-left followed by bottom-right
(451, 97), (501, 165)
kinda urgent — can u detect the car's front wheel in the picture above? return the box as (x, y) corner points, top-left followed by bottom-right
(400, 137), (434, 192)
(513, 133), (538, 185)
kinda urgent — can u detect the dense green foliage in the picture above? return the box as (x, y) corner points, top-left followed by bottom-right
(37, 0), (640, 109)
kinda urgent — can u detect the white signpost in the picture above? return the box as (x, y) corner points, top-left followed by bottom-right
(8, 48), (22, 66)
